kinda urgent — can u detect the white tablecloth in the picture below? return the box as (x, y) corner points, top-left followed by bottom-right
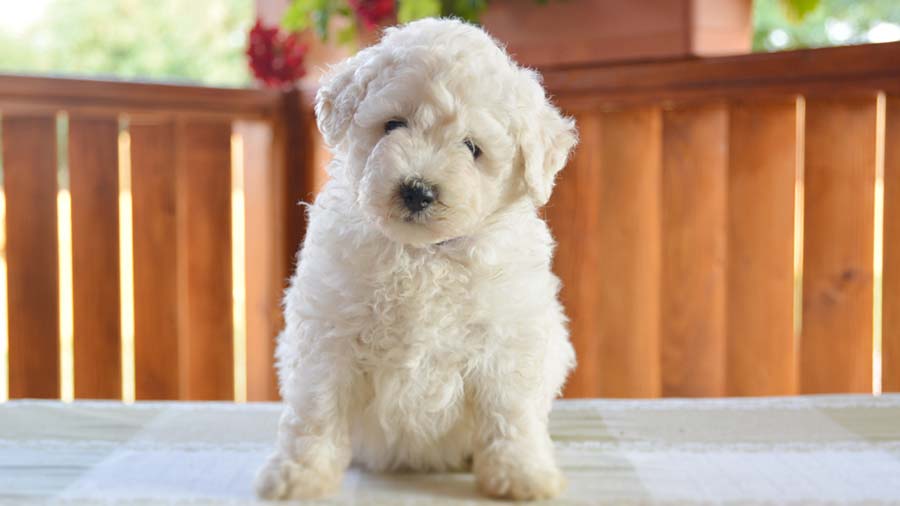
(1, 395), (899, 505)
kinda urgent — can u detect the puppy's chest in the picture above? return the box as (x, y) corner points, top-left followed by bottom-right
(353, 255), (483, 427)
(356, 254), (480, 362)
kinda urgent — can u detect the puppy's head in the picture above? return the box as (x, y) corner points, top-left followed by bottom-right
(316, 18), (576, 246)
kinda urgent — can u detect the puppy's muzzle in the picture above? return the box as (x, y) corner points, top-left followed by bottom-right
(398, 178), (437, 213)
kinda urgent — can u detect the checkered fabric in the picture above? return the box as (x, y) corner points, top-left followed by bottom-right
(2, 395), (899, 505)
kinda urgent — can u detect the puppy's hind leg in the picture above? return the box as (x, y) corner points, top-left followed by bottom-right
(469, 355), (564, 501)
(255, 361), (353, 500)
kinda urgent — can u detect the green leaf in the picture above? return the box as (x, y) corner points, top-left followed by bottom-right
(312, 7), (331, 40)
(337, 23), (357, 47)
(445, 0), (488, 22)
(398, 0), (442, 23)
(779, 0), (821, 22)
(281, 0), (316, 31)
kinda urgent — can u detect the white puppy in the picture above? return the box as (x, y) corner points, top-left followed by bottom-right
(256, 18), (577, 501)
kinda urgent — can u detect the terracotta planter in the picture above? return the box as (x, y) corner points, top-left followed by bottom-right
(480, 0), (753, 68)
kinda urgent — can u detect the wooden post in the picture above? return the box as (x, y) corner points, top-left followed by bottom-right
(175, 119), (235, 401)
(239, 119), (282, 401)
(801, 96), (877, 394)
(69, 115), (122, 399)
(726, 99), (798, 396)
(660, 103), (729, 397)
(595, 107), (663, 398)
(3, 114), (61, 399)
(549, 113), (603, 398)
(131, 120), (181, 400)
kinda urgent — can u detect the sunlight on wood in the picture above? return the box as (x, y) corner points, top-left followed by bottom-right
(873, 92), (886, 396)
(0, 182), (7, 403)
(231, 131), (247, 403)
(118, 125), (135, 403)
(57, 112), (74, 402)
(0, 116), (5, 402)
(57, 189), (73, 402)
(793, 97), (805, 365)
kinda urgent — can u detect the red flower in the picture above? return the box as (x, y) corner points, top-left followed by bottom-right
(348, 0), (395, 29)
(246, 20), (308, 88)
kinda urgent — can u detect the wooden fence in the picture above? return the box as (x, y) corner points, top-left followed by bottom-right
(0, 76), (320, 401)
(1, 41), (899, 401)
(545, 41), (900, 397)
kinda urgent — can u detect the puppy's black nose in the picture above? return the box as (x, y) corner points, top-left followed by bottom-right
(399, 179), (436, 213)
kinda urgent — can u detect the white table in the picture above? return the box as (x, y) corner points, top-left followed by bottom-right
(2, 395), (899, 504)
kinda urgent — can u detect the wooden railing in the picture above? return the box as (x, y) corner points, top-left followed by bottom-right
(1, 41), (899, 402)
(543, 41), (900, 397)
(0, 76), (320, 401)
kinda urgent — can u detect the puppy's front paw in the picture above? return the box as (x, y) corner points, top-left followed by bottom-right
(474, 444), (565, 501)
(255, 453), (344, 500)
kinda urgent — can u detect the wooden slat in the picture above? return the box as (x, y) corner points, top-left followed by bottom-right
(238, 120), (280, 401)
(131, 120), (180, 400)
(176, 119), (234, 400)
(281, 91), (316, 297)
(548, 113), (602, 398)
(726, 99), (798, 396)
(241, 91), (322, 401)
(661, 103), (728, 397)
(595, 107), (662, 398)
(3, 114), (60, 398)
(882, 97), (900, 392)
(801, 96), (877, 394)
(69, 116), (122, 399)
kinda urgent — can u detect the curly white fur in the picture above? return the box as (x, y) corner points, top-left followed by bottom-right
(256, 18), (578, 501)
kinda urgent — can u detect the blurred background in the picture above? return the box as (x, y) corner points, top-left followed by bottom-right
(0, 0), (898, 404)
(1, 0), (899, 86)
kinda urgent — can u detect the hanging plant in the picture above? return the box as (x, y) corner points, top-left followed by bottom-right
(280, 0), (491, 45)
(246, 0), (546, 88)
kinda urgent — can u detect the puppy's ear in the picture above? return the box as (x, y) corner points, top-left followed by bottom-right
(315, 49), (380, 147)
(518, 75), (578, 206)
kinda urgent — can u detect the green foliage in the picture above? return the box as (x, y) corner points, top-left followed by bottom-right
(282, 0), (317, 31)
(754, 0), (900, 51)
(337, 23), (358, 46)
(0, 0), (253, 87)
(281, 0), (525, 39)
(283, 0), (348, 39)
(442, 0), (490, 21)
(780, 0), (822, 21)
(399, 0), (443, 23)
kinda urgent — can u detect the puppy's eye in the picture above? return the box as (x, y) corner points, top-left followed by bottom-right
(384, 119), (407, 133)
(463, 138), (482, 159)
